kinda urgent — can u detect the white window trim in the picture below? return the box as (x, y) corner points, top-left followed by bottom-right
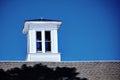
(36, 30), (52, 53)
(42, 30), (45, 53)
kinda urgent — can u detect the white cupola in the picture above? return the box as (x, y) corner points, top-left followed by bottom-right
(23, 18), (62, 62)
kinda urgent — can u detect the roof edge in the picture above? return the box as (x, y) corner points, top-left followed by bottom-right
(25, 18), (62, 22)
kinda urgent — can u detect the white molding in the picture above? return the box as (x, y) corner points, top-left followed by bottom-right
(27, 53), (61, 62)
(28, 30), (36, 53)
(42, 30), (45, 53)
(23, 21), (61, 34)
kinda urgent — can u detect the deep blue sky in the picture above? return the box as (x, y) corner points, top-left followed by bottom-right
(0, 0), (120, 61)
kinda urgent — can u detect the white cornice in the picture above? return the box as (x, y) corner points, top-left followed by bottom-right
(23, 21), (62, 34)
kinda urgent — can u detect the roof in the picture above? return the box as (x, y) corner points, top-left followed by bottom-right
(25, 18), (62, 22)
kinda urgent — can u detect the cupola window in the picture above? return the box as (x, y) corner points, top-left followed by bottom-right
(36, 31), (51, 53)
(45, 31), (51, 52)
(36, 31), (42, 52)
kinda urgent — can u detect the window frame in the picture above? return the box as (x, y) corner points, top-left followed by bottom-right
(36, 31), (52, 53)
(36, 31), (42, 52)
(45, 31), (51, 52)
